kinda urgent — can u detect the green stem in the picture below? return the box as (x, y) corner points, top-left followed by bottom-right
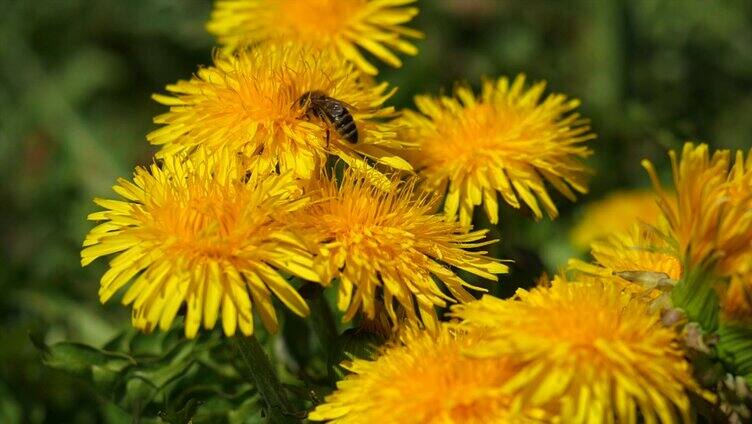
(300, 283), (339, 385)
(233, 335), (300, 424)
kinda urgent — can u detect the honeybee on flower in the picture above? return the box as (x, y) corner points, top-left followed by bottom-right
(148, 43), (412, 187)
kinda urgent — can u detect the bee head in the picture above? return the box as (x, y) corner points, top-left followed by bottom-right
(297, 91), (314, 108)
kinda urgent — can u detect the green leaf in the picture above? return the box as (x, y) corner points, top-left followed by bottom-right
(32, 334), (135, 392)
(226, 396), (266, 424)
(194, 394), (265, 424)
(232, 335), (300, 424)
(717, 324), (752, 376)
(671, 265), (720, 332)
(33, 326), (260, 423)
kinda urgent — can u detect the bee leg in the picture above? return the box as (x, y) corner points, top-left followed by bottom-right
(325, 128), (330, 149)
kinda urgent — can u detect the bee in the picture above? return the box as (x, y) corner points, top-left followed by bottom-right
(296, 91), (358, 146)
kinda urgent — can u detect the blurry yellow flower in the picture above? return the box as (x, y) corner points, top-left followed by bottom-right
(81, 150), (319, 338)
(568, 224), (682, 300)
(588, 224), (682, 280)
(294, 169), (508, 329)
(309, 324), (542, 423)
(148, 43), (411, 184)
(453, 278), (708, 423)
(207, 0), (422, 75)
(401, 74), (595, 226)
(570, 190), (662, 250)
(642, 143), (752, 277)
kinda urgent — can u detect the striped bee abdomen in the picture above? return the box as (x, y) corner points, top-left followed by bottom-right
(333, 111), (358, 144)
(296, 90), (360, 144)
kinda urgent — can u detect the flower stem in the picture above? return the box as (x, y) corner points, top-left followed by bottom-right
(233, 335), (300, 424)
(300, 282), (339, 385)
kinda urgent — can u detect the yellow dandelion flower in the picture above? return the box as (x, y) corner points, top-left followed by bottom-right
(206, 0), (422, 75)
(400, 74), (595, 226)
(309, 324), (542, 423)
(588, 224), (682, 281)
(568, 223), (682, 300)
(642, 143), (752, 277)
(570, 190), (662, 250)
(148, 43), (412, 184)
(453, 278), (710, 423)
(293, 169), (508, 329)
(81, 150), (320, 338)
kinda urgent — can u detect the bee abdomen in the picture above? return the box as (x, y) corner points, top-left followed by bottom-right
(335, 113), (358, 143)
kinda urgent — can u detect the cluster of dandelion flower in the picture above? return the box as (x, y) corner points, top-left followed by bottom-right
(311, 278), (710, 423)
(309, 324), (542, 423)
(75, 0), (752, 422)
(82, 0), (597, 339)
(572, 143), (752, 322)
(569, 142), (752, 421)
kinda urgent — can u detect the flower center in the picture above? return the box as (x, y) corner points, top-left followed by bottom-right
(227, 73), (298, 123)
(278, 0), (363, 41)
(421, 103), (555, 170)
(147, 188), (267, 261)
(529, 304), (628, 348)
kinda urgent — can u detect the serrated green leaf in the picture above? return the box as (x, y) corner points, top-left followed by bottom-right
(717, 324), (752, 376)
(33, 336), (135, 391)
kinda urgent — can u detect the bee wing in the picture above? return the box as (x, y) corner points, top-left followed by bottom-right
(337, 99), (358, 112)
(345, 100), (382, 116)
(342, 99), (377, 115)
(318, 96), (363, 114)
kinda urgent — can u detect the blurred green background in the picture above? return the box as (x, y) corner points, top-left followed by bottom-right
(1, 0), (751, 422)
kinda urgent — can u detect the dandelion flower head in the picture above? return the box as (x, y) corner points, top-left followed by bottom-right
(309, 324), (541, 423)
(642, 143), (752, 277)
(452, 278), (707, 423)
(401, 74), (595, 226)
(81, 150), (319, 338)
(148, 43), (411, 183)
(568, 223), (682, 299)
(207, 0), (422, 75)
(293, 169), (508, 329)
